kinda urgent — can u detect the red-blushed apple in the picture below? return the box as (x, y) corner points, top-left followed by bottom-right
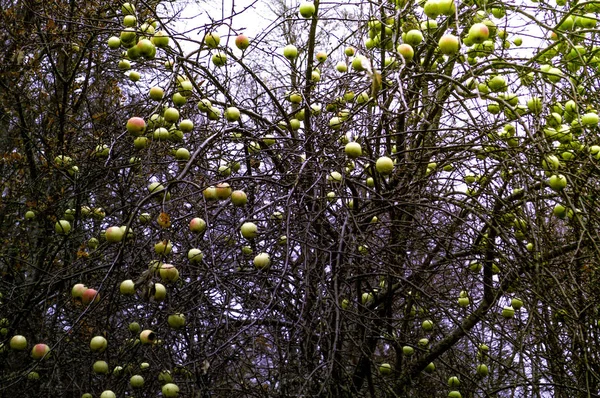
(31, 343), (50, 359)
(71, 283), (87, 299)
(215, 182), (232, 200)
(188, 248), (203, 263)
(140, 330), (156, 344)
(235, 34), (249, 50)
(254, 252), (271, 270)
(120, 279), (136, 295)
(438, 34), (460, 55)
(241, 222), (258, 239)
(10, 335), (27, 350)
(90, 336), (107, 352)
(189, 217), (207, 233)
(376, 156), (394, 175)
(397, 44), (414, 61)
(231, 190), (247, 206)
(82, 288), (100, 305)
(316, 51), (327, 63)
(468, 23), (490, 44)
(162, 383), (180, 397)
(203, 186), (218, 201)
(105, 226), (124, 243)
(159, 263), (179, 283)
(126, 117), (146, 136)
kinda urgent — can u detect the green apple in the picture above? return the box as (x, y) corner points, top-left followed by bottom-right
(379, 363), (392, 375)
(299, 2), (315, 17)
(188, 248), (203, 263)
(548, 174), (567, 191)
(422, 319), (434, 331)
(164, 107), (180, 123)
(159, 263), (179, 283)
(55, 220), (71, 235)
(162, 383), (180, 398)
(149, 86), (164, 101)
(241, 222), (258, 239)
(283, 44), (298, 60)
(336, 61), (348, 72)
(212, 52), (227, 66)
(476, 363), (489, 377)
(448, 376), (460, 388)
(511, 297), (523, 309)
(254, 253), (271, 270)
(425, 362), (436, 372)
(89, 336), (107, 353)
(225, 106), (241, 122)
(404, 29), (423, 46)
(93, 360), (109, 374)
(345, 142), (362, 158)
(107, 36), (120, 49)
(119, 280), (135, 295)
(130, 374), (145, 388)
(9, 335), (27, 350)
(502, 306), (515, 318)
(402, 346), (414, 356)
(376, 156), (394, 175)
(167, 313), (186, 329)
(204, 32), (220, 48)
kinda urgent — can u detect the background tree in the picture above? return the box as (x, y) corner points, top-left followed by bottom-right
(2, 0), (600, 397)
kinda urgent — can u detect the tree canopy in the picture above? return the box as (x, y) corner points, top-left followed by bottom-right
(2, 0), (600, 396)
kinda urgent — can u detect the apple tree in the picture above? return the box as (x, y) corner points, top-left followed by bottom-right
(2, 0), (600, 396)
